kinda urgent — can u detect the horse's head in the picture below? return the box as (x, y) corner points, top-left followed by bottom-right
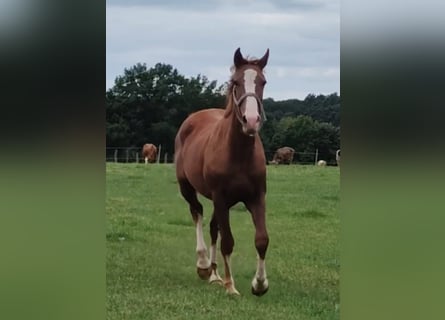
(231, 48), (269, 136)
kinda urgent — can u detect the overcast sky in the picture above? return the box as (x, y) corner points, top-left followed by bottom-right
(106, 0), (339, 101)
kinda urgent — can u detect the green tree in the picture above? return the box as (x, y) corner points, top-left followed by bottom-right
(106, 63), (340, 163)
(268, 115), (340, 163)
(106, 63), (225, 157)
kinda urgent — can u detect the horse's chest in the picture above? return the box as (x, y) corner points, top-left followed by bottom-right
(213, 172), (263, 199)
(226, 175), (252, 192)
(203, 154), (266, 199)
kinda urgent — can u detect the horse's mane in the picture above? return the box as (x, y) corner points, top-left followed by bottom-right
(224, 56), (265, 118)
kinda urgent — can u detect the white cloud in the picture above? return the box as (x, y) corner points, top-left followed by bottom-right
(271, 66), (339, 79)
(106, 1), (339, 100)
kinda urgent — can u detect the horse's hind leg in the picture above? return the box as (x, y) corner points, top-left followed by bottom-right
(178, 179), (212, 280)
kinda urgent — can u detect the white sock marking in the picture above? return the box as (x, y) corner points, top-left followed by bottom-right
(252, 255), (268, 291)
(224, 255), (235, 283)
(223, 254), (239, 294)
(255, 257), (267, 281)
(195, 215), (210, 268)
(210, 243), (217, 264)
(208, 243), (223, 283)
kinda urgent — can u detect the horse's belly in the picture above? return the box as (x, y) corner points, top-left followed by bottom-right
(181, 146), (212, 199)
(186, 170), (212, 199)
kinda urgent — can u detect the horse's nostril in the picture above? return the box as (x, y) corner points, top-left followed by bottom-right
(242, 115), (247, 123)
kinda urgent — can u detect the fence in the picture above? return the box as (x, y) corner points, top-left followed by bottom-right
(106, 146), (339, 166)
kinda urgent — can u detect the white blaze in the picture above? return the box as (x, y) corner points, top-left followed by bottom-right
(243, 69), (258, 119)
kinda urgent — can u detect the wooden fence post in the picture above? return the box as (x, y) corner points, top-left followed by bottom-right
(164, 153), (168, 163)
(125, 149), (129, 163)
(314, 148), (319, 165)
(114, 149), (118, 163)
(157, 145), (161, 164)
(135, 152), (139, 163)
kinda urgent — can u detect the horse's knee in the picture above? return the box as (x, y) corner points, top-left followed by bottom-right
(210, 216), (218, 227)
(209, 217), (219, 241)
(220, 234), (234, 255)
(191, 202), (203, 214)
(190, 204), (203, 223)
(255, 233), (269, 258)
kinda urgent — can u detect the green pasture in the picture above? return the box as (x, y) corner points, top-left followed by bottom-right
(106, 163), (340, 320)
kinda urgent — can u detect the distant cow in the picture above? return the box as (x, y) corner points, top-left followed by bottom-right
(142, 143), (157, 164)
(317, 160), (327, 167)
(336, 149), (341, 167)
(270, 147), (295, 165)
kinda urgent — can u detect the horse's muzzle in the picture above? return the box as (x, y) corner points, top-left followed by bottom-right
(242, 115), (261, 136)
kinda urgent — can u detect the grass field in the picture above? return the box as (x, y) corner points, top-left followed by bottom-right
(106, 163), (340, 320)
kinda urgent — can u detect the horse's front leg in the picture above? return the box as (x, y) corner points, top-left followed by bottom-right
(213, 195), (240, 295)
(245, 195), (269, 296)
(208, 213), (223, 285)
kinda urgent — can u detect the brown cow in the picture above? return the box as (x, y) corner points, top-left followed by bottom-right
(142, 143), (157, 164)
(270, 147), (295, 165)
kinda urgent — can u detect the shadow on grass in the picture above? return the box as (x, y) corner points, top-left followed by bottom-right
(295, 209), (327, 218)
(106, 231), (133, 242)
(321, 195), (340, 201)
(231, 203), (247, 212)
(167, 219), (194, 227)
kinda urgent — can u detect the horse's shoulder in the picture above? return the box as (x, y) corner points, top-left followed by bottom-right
(182, 109), (223, 134)
(193, 108), (224, 121)
(176, 109), (223, 149)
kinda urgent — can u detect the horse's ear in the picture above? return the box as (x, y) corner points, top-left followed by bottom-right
(258, 48), (269, 69)
(234, 47), (247, 68)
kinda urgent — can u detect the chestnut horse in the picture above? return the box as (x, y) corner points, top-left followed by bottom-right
(142, 143), (157, 164)
(175, 48), (270, 296)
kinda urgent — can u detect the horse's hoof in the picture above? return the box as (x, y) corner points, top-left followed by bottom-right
(226, 287), (241, 296)
(209, 273), (223, 286)
(210, 279), (224, 286)
(251, 285), (269, 296)
(196, 266), (212, 280)
(251, 278), (269, 296)
(224, 280), (240, 295)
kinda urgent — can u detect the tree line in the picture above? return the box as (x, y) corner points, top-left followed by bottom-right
(106, 63), (340, 163)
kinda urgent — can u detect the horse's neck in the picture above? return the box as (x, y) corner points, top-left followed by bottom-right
(218, 102), (256, 156)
